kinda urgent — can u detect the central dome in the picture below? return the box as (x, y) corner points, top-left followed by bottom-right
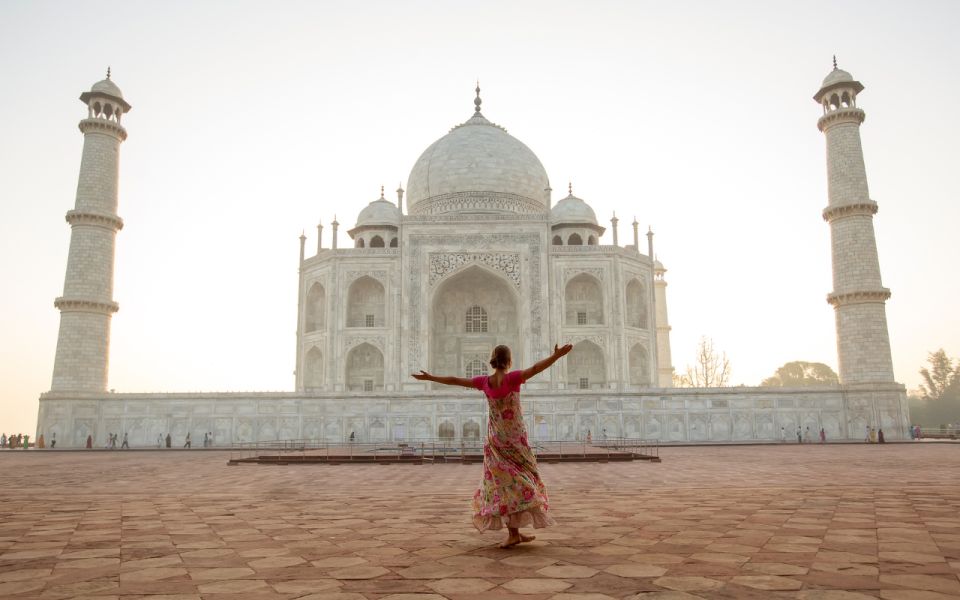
(406, 103), (550, 216)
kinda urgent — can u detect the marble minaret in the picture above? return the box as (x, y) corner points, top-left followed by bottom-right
(815, 59), (895, 385)
(50, 71), (130, 392)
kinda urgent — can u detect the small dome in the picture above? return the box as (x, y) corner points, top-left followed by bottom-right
(821, 68), (853, 88)
(355, 197), (401, 228)
(91, 77), (124, 99)
(551, 192), (598, 226)
(654, 259), (666, 271)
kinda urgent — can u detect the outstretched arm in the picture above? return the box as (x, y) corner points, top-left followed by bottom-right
(411, 370), (476, 389)
(521, 343), (573, 382)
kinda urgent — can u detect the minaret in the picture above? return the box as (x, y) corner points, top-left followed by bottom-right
(50, 70), (131, 392)
(814, 58), (895, 384)
(331, 216), (339, 250)
(610, 213), (619, 246)
(316, 221), (323, 253)
(653, 259), (674, 387)
(396, 184), (404, 213)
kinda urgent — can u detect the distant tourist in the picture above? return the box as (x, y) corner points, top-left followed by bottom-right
(86, 434), (93, 449)
(156, 434), (163, 448)
(51, 432), (56, 448)
(797, 426), (802, 443)
(413, 343), (571, 549)
(349, 431), (355, 443)
(203, 432), (209, 448)
(165, 433), (172, 448)
(586, 430), (592, 444)
(803, 427), (811, 443)
(819, 427), (826, 443)
(914, 425), (922, 440)
(1, 433), (6, 449)
(865, 424), (871, 442)
(37, 433), (45, 449)
(869, 427), (877, 443)
(878, 429), (885, 443)
(780, 426), (786, 442)
(121, 432), (129, 449)
(23, 434), (30, 449)
(184, 432), (191, 449)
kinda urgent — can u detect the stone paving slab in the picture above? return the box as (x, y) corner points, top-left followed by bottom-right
(1, 444), (959, 599)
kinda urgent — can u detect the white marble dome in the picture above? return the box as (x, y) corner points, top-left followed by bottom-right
(551, 192), (598, 226)
(821, 67), (854, 88)
(406, 111), (550, 214)
(91, 77), (124, 98)
(355, 197), (401, 228)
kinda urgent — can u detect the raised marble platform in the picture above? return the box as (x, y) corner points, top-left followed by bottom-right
(37, 384), (910, 448)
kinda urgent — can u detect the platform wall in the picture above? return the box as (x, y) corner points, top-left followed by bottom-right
(37, 384), (910, 448)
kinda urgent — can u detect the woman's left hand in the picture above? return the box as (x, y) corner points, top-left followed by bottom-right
(411, 370), (433, 381)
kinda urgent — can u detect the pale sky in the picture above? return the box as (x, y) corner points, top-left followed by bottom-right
(1, 0), (958, 435)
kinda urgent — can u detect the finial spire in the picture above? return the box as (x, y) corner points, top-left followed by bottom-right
(106, 66), (111, 79)
(474, 81), (482, 114)
(568, 181), (573, 195)
(832, 55), (837, 70)
(380, 185), (385, 199)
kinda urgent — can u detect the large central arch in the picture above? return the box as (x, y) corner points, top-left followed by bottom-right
(430, 265), (519, 383)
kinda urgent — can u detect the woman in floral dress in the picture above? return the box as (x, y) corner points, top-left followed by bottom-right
(413, 343), (572, 548)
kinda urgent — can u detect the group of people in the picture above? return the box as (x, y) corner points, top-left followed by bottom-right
(908, 425), (923, 440)
(865, 426), (886, 443)
(1, 432), (39, 449)
(780, 426), (827, 443)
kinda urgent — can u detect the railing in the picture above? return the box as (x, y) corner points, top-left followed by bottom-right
(228, 437), (660, 464)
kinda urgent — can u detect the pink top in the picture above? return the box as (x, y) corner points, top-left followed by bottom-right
(472, 370), (525, 400)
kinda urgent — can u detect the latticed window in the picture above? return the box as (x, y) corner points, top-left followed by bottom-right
(365, 314), (375, 327)
(577, 311), (587, 325)
(579, 377), (589, 390)
(465, 359), (486, 378)
(465, 305), (488, 333)
(363, 379), (373, 392)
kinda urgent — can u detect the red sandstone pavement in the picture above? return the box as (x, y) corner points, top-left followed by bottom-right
(1, 444), (959, 599)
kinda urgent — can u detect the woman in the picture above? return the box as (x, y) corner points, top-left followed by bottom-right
(413, 343), (572, 548)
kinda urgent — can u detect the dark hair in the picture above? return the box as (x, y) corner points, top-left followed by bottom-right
(489, 345), (512, 370)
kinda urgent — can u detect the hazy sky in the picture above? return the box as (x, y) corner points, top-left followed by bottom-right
(2, 1), (958, 435)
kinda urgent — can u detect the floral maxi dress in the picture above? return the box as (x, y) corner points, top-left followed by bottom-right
(470, 370), (555, 531)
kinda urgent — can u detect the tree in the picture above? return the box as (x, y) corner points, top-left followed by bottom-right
(911, 350), (960, 427)
(919, 349), (960, 402)
(677, 336), (731, 388)
(761, 361), (838, 387)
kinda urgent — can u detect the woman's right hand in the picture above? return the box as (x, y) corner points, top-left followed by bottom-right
(411, 370), (433, 381)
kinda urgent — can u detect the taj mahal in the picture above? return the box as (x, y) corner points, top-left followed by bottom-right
(37, 62), (911, 447)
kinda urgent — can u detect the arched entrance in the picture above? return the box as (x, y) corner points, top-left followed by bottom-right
(430, 265), (519, 384)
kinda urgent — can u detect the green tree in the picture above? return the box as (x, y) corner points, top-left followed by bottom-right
(919, 349), (960, 402)
(911, 350), (960, 427)
(761, 361), (839, 387)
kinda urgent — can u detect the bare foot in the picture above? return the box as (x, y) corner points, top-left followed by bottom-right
(499, 533), (536, 548)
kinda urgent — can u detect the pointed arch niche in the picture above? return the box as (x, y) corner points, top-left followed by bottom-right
(430, 265), (519, 381)
(625, 278), (648, 329)
(565, 273), (604, 325)
(345, 343), (384, 391)
(567, 340), (606, 390)
(628, 344), (650, 386)
(305, 282), (325, 331)
(304, 347), (324, 389)
(347, 276), (385, 327)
